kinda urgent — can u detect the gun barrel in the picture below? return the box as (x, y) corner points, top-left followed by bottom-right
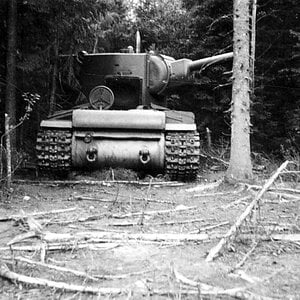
(188, 52), (233, 72)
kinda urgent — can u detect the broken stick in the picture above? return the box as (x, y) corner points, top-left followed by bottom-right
(0, 207), (77, 222)
(206, 160), (290, 262)
(0, 263), (124, 295)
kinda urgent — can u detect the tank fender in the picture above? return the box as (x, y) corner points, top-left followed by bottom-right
(72, 110), (166, 130)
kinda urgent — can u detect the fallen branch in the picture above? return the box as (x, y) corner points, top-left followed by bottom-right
(0, 242), (120, 252)
(172, 266), (273, 300)
(1, 256), (99, 281)
(0, 263), (125, 295)
(223, 195), (252, 209)
(245, 184), (300, 195)
(13, 179), (184, 187)
(40, 231), (210, 243)
(138, 178), (152, 225)
(206, 160), (290, 262)
(194, 184), (245, 197)
(230, 242), (258, 272)
(185, 179), (222, 193)
(109, 218), (208, 227)
(0, 207), (77, 222)
(189, 221), (230, 233)
(112, 205), (197, 219)
(101, 190), (175, 204)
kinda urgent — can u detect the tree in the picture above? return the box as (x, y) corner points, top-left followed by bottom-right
(5, 0), (17, 151)
(226, 0), (253, 181)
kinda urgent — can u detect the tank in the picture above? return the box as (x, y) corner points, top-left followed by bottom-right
(36, 34), (232, 181)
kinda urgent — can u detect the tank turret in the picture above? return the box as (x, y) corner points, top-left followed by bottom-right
(36, 38), (232, 181)
(77, 51), (233, 110)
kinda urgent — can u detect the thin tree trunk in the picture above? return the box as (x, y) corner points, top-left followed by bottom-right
(5, 0), (17, 151)
(49, 33), (59, 115)
(5, 114), (11, 188)
(226, 0), (253, 181)
(250, 0), (257, 95)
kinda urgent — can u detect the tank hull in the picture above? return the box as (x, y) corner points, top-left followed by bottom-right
(36, 109), (200, 181)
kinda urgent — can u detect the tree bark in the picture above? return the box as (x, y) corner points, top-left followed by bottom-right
(250, 0), (257, 95)
(226, 0), (253, 181)
(5, 0), (17, 151)
(49, 33), (59, 115)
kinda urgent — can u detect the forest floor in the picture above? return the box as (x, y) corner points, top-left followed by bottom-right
(0, 166), (299, 300)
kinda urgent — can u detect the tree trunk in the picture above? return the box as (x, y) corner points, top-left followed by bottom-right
(226, 0), (253, 181)
(250, 0), (257, 95)
(49, 33), (59, 115)
(5, 0), (17, 151)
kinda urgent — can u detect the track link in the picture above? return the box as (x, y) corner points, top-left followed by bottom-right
(36, 129), (72, 173)
(165, 131), (200, 181)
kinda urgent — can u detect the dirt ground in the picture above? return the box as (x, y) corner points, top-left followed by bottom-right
(0, 169), (299, 299)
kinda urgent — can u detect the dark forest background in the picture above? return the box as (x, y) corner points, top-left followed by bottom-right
(0, 0), (299, 162)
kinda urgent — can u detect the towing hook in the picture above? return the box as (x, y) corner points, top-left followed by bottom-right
(139, 148), (150, 164)
(86, 147), (97, 162)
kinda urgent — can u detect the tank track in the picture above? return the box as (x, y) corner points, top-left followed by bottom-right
(165, 131), (200, 181)
(36, 128), (199, 181)
(36, 128), (72, 173)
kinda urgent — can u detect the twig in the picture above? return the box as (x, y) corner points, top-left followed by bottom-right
(172, 266), (274, 299)
(194, 184), (245, 197)
(102, 190), (175, 204)
(0, 242), (120, 252)
(74, 193), (174, 205)
(206, 160), (290, 262)
(1, 256), (99, 281)
(222, 195), (252, 209)
(189, 221), (230, 233)
(109, 218), (208, 227)
(230, 242), (258, 272)
(200, 153), (229, 166)
(138, 179), (152, 225)
(185, 179), (222, 193)
(0, 207), (77, 222)
(245, 184), (300, 194)
(112, 205), (197, 219)
(73, 196), (112, 202)
(94, 269), (153, 280)
(108, 185), (120, 211)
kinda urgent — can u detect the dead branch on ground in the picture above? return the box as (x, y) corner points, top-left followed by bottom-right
(110, 217), (210, 227)
(206, 160), (290, 262)
(230, 242), (258, 272)
(0, 207), (77, 222)
(0, 263), (125, 295)
(1, 256), (99, 281)
(185, 179), (222, 193)
(194, 184), (245, 197)
(245, 184), (300, 195)
(112, 205), (197, 219)
(0, 242), (120, 252)
(101, 190), (175, 204)
(138, 179), (152, 225)
(189, 221), (230, 233)
(39, 230), (210, 243)
(172, 266), (274, 300)
(13, 179), (184, 187)
(223, 195), (252, 209)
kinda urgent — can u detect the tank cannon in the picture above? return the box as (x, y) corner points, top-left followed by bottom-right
(36, 36), (232, 181)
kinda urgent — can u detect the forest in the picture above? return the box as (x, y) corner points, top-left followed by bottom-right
(0, 1), (299, 298)
(0, 0), (299, 167)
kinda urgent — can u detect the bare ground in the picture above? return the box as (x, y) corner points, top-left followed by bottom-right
(0, 169), (299, 299)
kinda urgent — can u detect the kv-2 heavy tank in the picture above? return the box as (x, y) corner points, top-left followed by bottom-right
(36, 34), (232, 181)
